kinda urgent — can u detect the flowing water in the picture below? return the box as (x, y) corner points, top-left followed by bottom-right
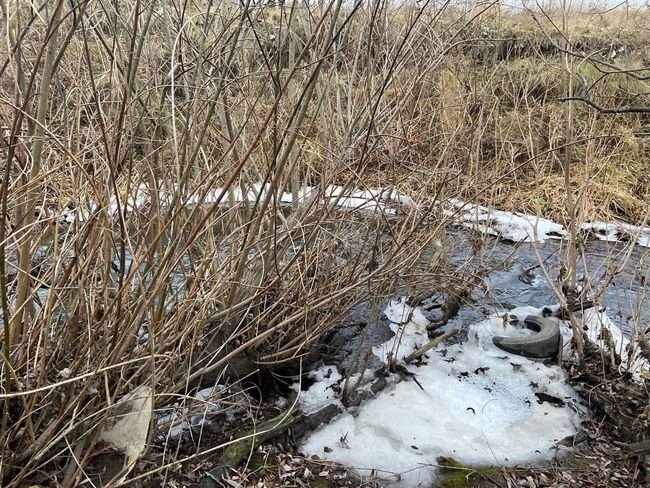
(326, 227), (649, 373)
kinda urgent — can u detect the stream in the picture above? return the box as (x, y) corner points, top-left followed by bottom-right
(298, 229), (649, 486)
(328, 227), (649, 374)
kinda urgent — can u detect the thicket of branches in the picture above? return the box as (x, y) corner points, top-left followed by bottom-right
(0, 0), (648, 485)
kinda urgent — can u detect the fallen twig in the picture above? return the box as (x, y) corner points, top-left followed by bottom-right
(404, 329), (458, 364)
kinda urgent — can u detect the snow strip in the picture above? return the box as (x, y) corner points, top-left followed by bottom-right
(58, 185), (650, 248)
(446, 200), (650, 247)
(59, 184), (414, 223)
(445, 199), (566, 243)
(298, 300), (584, 486)
(581, 221), (650, 248)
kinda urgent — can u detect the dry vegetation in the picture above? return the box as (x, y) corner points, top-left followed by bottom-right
(0, 0), (648, 486)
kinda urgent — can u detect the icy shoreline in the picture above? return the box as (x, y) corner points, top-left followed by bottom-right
(57, 184), (650, 248)
(294, 300), (648, 486)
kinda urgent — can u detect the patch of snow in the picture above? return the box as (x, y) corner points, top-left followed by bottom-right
(346, 368), (376, 388)
(156, 410), (188, 439)
(57, 368), (72, 379)
(292, 365), (343, 415)
(156, 385), (226, 439)
(275, 396), (290, 409)
(579, 308), (648, 375)
(446, 200), (566, 243)
(374, 298), (430, 363)
(194, 385), (226, 405)
(444, 200), (650, 247)
(381, 189), (415, 207)
(300, 303), (584, 486)
(322, 186), (393, 213)
(581, 221), (650, 248)
(60, 184), (152, 223)
(59, 184), (413, 223)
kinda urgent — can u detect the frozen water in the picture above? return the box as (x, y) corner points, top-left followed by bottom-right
(56, 185), (650, 250)
(299, 301), (585, 486)
(292, 365), (343, 415)
(581, 221), (650, 248)
(445, 199), (566, 243)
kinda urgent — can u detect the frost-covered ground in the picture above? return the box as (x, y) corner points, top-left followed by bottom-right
(295, 300), (647, 486)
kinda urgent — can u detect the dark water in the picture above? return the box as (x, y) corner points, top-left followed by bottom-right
(4, 226), (649, 344)
(326, 228), (649, 373)
(460, 233), (649, 335)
